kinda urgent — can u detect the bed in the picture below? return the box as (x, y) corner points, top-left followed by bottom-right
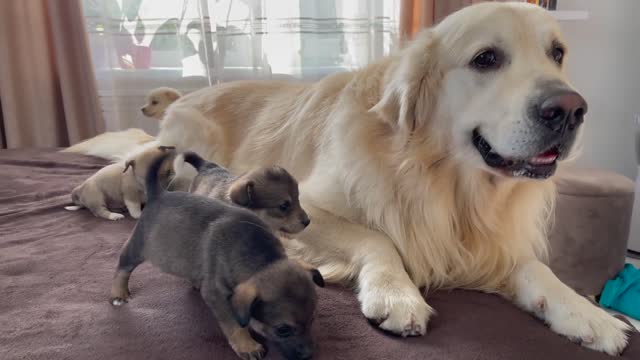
(1, 148), (638, 360)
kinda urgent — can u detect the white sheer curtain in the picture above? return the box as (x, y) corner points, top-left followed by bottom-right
(82, 0), (400, 134)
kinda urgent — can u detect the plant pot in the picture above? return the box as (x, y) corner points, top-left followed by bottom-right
(132, 45), (152, 69)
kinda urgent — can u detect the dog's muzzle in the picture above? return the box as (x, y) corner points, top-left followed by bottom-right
(472, 87), (587, 179)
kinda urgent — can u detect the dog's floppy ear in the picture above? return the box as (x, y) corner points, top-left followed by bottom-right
(123, 160), (135, 173)
(230, 281), (259, 327)
(166, 90), (181, 101)
(297, 260), (325, 288)
(229, 179), (255, 207)
(370, 30), (441, 139)
(309, 269), (325, 288)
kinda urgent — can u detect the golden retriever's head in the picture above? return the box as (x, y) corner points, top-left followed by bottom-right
(376, 3), (586, 180)
(141, 87), (182, 119)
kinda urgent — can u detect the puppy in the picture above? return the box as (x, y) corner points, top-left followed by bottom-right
(110, 151), (324, 360)
(176, 151), (310, 235)
(141, 87), (182, 119)
(65, 146), (176, 220)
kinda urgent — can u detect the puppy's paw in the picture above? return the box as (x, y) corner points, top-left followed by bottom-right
(64, 205), (82, 211)
(110, 297), (128, 306)
(125, 201), (143, 219)
(359, 282), (433, 337)
(110, 286), (130, 306)
(108, 213), (125, 221)
(231, 339), (266, 360)
(544, 293), (631, 355)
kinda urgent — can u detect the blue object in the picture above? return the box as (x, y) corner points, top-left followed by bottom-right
(599, 263), (640, 320)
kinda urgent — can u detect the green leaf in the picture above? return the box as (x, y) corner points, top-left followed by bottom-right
(123, 0), (143, 21)
(181, 34), (197, 57)
(150, 18), (180, 51)
(134, 17), (145, 44)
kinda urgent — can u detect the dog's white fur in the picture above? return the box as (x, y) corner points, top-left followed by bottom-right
(63, 128), (155, 161)
(74, 3), (630, 354)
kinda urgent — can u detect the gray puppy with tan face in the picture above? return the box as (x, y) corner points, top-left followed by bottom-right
(110, 151), (324, 360)
(176, 151), (310, 236)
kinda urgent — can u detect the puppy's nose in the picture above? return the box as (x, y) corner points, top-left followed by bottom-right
(301, 218), (311, 227)
(537, 91), (587, 133)
(140, 108), (147, 115)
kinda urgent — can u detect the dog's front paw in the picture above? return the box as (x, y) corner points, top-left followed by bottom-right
(359, 283), (433, 337)
(110, 284), (130, 306)
(110, 297), (128, 306)
(545, 295), (631, 355)
(108, 213), (125, 221)
(231, 338), (266, 360)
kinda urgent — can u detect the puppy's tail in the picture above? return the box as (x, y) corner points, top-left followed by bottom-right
(146, 150), (172, 203)
(181, 151), (219, 172)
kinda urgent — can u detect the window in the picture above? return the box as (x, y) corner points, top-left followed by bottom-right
(83, 0), (399, 130)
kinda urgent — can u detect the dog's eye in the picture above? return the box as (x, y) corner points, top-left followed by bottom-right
(275, 324), (294, 338)
(470, 48), (502, 71)
(279, 201), (291, 212)
(551, 46), (564, 65)
(151, 100), (159, 105)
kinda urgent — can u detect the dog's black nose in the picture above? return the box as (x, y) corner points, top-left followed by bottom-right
(301, 218), (311, 227)
(537, 90), (587, 133)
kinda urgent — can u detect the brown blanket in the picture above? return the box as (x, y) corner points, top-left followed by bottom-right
(1, 148), (638, 360)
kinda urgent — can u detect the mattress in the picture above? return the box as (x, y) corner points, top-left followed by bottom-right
(1, 148), (638, 360)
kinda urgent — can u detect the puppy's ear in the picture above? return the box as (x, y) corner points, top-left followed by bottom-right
(297, 260), (325, 288)
(124, 160), (135, 174)
(166, 90), (181, 101)
(230, 281), (259, 327)
(309, 269), (325, 288)
(370, 30), (441, 139)
(229, 179), (255, 207)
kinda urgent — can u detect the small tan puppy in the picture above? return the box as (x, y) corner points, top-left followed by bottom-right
(141, 87), (182, 119)
(65, 146), (176, 220)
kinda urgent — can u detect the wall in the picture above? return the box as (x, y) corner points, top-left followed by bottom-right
(558, 0), (640, 179)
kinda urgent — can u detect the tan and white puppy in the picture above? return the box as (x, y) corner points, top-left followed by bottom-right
(141, 87), (182, 120)
(65, 145), (176, 220)
(67, 3), (631, 355)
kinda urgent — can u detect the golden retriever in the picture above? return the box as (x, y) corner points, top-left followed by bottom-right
(72, 3), (631, 355)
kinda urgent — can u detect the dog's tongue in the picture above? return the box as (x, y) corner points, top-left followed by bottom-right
(529, 148), (559, 165)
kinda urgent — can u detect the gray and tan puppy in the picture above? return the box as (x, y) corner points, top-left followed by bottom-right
(177, 151), (310, 235)
(141, 87), (181, 119)
(110, 151), (324, 360)
(65, 146), (176, 220)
